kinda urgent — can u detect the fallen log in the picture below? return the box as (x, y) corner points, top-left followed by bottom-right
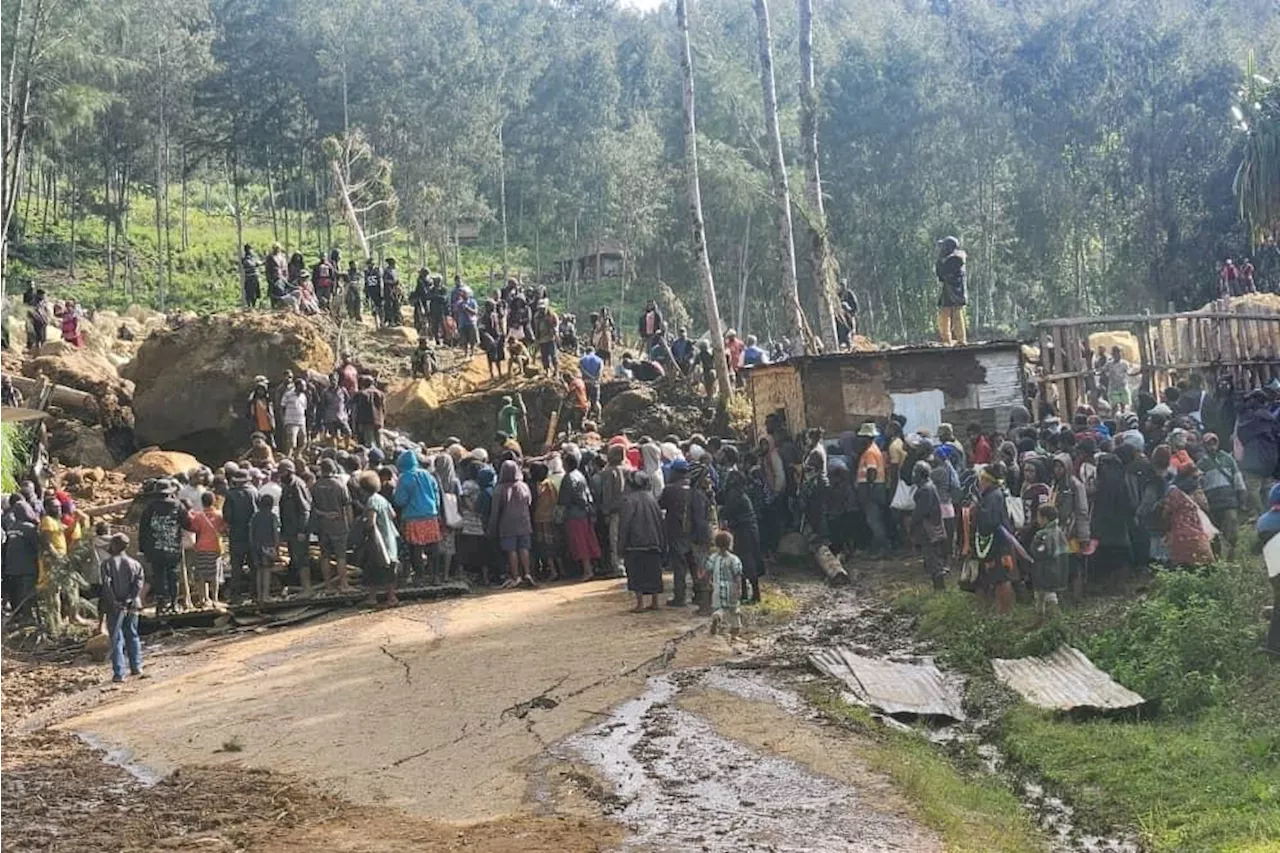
(7, 375), (97, 413)
(812, 543), (851, 586)
(85, 499), (135, 518)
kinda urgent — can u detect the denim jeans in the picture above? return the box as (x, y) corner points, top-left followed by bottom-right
(110, 610), (143, 678)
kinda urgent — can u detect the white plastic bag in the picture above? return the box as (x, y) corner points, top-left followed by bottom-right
(890, 480), (916, 512)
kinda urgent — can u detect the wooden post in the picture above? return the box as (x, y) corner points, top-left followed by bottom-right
(1136, 321), (1152, 397)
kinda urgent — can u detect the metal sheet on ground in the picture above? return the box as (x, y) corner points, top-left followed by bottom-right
(810, 647), (965, 720)
(991, 646), (1145, 711)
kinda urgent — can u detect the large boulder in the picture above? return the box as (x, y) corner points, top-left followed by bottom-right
(116, 447), (202, 481)
(22, 345), (135, 403)
(126, 311), (334, 461)
(48, 420), (117, 469)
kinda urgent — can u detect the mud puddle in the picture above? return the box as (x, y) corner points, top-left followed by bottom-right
(768, 584), (1139, 853)
(560, 669), (932, 852)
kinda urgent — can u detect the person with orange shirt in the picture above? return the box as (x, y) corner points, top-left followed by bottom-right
(855, 422), (891, 555)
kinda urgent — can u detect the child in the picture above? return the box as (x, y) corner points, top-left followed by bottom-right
(249, 492), (280, 603)
(507, 335), (530, 378)
(702, 529), (744, 640)
(1029, 504), (1069, 617)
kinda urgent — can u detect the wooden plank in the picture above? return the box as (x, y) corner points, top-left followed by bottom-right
(1038, 311), (1280, 327)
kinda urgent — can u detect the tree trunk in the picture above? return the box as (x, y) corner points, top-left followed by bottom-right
(498, 121), (509, 280)
(678, 0), (733, 402)
(737, 212), (751, 333)
(0, 0), (40, 282)
(104, 153), (114, 289)
(266, 159), (279, 242)
(232, 153), (245, 306)
(755, 0), (808, 356)
(327, 153), (369, 259)
(68, 144), (77, 277)
(180, 146), (189, 250)
(163, 126), (174, 296)
(155, 138), (165, 311)
(798, 0), (838, 351)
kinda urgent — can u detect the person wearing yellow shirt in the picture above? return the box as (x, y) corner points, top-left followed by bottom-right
(855, 423), (891, 554)
(37, 496), (67, 634)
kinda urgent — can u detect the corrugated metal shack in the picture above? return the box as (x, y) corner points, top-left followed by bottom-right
(745, 341), (1026, 439)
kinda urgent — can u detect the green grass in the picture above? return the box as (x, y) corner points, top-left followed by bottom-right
(755, 583), (799, 619)
(807, 687), (1049, 853)
(1, 421), (30, 493)
(890, 560), (1280, 853)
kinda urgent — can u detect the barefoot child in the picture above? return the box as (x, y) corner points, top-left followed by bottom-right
(703, 529), (744, 640)
(1029, 504), (1069, 617)
(249, 493), (280, 602)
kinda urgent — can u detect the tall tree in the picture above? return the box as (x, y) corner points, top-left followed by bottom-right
(753, 0), (808, 354)
(797, 0), (838, 350)
(1234, 54), (1280, 244)
(677, 0), (733, 402)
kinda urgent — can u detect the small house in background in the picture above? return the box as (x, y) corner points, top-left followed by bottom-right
(745, 341), (1026, 440)
(454, 219), (482, 244)
(556, 238), (624, 281)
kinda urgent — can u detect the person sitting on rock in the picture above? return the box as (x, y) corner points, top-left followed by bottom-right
(1, 374), (22, 407)
(621, 354), (665, 383)
(408, 339), (436, 380)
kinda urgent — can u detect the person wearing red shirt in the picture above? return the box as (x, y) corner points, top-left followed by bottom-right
(968, 423), (993, 465)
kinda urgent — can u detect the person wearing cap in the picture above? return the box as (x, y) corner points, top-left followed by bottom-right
(139, 479), (192, 614)
(975, 462), (1016, 613)
(934, 236), (967, 346)
(221, 466), (258, 602)
(100, 533), (146, 682)
(659, 458), (709, 608)
(1199, 433), (1247, 559)
(280, 377), (309, 457)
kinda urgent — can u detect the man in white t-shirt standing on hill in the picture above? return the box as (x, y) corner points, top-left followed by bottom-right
(1104, 346), (1137, 412)
(280, 377), (309, 456)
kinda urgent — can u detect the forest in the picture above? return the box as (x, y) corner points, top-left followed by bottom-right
(2, 0), (1279, 343)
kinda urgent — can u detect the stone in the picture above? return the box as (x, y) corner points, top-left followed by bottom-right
(126, 311), (333, 460)
(115, 447), (203, 481)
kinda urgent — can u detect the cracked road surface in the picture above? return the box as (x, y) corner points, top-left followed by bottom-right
(60, 579), (724, 822)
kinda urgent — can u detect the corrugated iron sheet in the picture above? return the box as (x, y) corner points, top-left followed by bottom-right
(991, 646), (1145, 711)
(810, 647), (965, 720)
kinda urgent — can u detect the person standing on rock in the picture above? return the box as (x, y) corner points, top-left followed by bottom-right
(26, 288), (49, 352)
(280, 378), (309, 456)
(277, 459), (312, 595)
(381, 258), (403, 327)
(242, 245), (262, 308)
(427, 275), (448, 345)
(363, 259), (384, 327)
(100, 533), (146, 683)
(345, 261), (363, 322)
(320, 375), (351, 445)
(264, 242), (288, 292)
(312, 253), (336, 308)
(579, 346), (604, 419)
(246, 379), (276, 447)
(351, 375), (385, 449)
(411, 267), (431, 333)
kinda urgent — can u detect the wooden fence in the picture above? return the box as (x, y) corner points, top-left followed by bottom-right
(1033, 301), (1280, 414)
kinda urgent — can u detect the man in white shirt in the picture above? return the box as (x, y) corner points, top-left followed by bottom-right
(280, 378), (309, 455)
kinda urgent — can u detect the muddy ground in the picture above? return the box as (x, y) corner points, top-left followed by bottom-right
(4, 564), (1114, 853)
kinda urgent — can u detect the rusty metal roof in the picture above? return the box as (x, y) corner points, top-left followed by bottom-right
(991, 646), (1145, 711)
(810, 647), (965, 720)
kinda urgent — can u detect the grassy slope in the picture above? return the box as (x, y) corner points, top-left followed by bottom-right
(5, 191), (539, 314)
(895, 557), (1280, 853)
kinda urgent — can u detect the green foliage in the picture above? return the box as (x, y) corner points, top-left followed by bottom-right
(1003, 701), (1280, 853)
(0, 422), (30, 494)
(1082, 564), (1268, 715)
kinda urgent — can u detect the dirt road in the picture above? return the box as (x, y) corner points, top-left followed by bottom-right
(5, 577), (950, 852)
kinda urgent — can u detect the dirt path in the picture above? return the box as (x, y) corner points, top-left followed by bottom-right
(6, 577), (956, 852)
(60, 580), (726, 821)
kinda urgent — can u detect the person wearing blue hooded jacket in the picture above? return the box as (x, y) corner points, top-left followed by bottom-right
(394, 450), (442, 584)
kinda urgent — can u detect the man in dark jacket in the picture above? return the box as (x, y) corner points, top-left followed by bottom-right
(351, 375), (386, 448)
(221, 467), (258, 602)
(2, 497), (40, 621)
(935, 236), (968, 346)
(138, 479), (191, 614)
(659, 459), (710, 609)
(277, 460), (312, 593)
